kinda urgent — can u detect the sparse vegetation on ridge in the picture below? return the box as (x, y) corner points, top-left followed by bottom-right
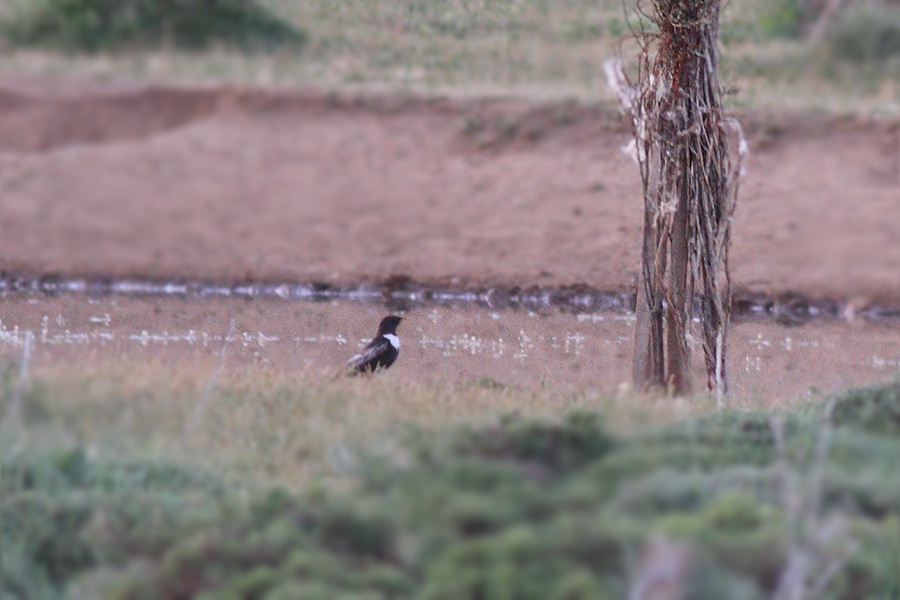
(824, 3), (900, 64)
(0, 0), (894, 113)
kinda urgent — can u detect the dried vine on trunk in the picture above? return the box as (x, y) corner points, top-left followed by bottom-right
(607, 0), (744, 403)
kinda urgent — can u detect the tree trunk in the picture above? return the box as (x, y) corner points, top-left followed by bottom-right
(632, 145), (665, 391)
(663, 183), (692, 395)
(624, 0), (739, 399)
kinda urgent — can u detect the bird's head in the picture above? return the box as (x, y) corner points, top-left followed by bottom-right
(377, 315), (404, 335)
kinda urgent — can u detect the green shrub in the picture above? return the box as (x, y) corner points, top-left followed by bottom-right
(833, 381), (900, 435)
(0, 449), (229, 600)
(721, 0), (805, 43)
(825, 5), (900, 63)
(6, 397), (900, 598)
(420, 524), (617, 600)
(1, 0), (306, 52)
(658, 492), (785, 584)
(756, 0), (804, 38)
(449, 411), (616, 473)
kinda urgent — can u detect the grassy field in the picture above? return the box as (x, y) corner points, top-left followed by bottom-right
(0, 0), (896, 114)
(3, 359), (900, 598)
(0, 359), (697, 487)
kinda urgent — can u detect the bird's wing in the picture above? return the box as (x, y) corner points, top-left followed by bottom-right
(346, 338), (391, 372)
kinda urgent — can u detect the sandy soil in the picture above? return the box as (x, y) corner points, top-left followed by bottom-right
(1, 78), (898, 304)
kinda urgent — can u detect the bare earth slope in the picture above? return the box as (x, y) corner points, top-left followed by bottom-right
(1, 79), (898, 304)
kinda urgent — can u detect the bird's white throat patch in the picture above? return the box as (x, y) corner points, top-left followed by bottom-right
(384, 333), (400, 350)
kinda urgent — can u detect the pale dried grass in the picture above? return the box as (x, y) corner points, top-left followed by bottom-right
(1, 357), (769, 487)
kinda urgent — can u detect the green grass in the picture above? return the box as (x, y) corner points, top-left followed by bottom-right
(0, 0), (895, 114)
(3, 359), (900, 598)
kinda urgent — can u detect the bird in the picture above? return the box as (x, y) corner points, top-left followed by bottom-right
(345, 315), (404, 375)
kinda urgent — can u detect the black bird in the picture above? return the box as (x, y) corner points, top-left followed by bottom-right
(346, 315), (404, 375)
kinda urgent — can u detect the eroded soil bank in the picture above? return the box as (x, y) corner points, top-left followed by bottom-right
(0, 78), (898, 305)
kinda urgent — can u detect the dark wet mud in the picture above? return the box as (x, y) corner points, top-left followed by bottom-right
(1, 290), (896, 400)
(3, 274), (899, 322)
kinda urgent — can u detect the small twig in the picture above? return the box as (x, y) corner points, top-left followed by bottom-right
(807, 398), (855, 595)
(771, 415), (806, 600)
(806, 0), (849, 43)
(2, 331), (33, 435)
(809, 540), (858, 598)
(805, 397), (837, 533)
(181, 319), (236, 447)
(628, 537), (694, 600)
(772, 397), (843, 600)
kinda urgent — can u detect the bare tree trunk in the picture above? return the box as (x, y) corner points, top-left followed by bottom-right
(664, 184), (692, 395)
(611, 0), (742, 399)
(633, 146), (665, 391)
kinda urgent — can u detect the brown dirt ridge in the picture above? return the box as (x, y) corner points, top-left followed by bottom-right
(1, 78), (898, 306)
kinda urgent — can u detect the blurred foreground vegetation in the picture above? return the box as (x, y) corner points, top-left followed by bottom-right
(3, 369), (900, 599)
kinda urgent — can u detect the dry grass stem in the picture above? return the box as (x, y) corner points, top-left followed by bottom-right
(2, 330), (33, 436)
(181, 318), (236, 447)
(771, 397), (855, 600)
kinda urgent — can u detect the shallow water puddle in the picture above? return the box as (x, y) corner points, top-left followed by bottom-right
(0, 295), (897, 399)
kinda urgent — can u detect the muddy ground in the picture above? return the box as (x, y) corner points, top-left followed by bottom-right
(0, 77), (898, 305)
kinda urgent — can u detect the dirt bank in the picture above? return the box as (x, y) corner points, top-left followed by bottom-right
(0, 78), (898, 304)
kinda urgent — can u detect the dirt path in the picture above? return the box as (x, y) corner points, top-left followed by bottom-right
(1, 78), (898, 304)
